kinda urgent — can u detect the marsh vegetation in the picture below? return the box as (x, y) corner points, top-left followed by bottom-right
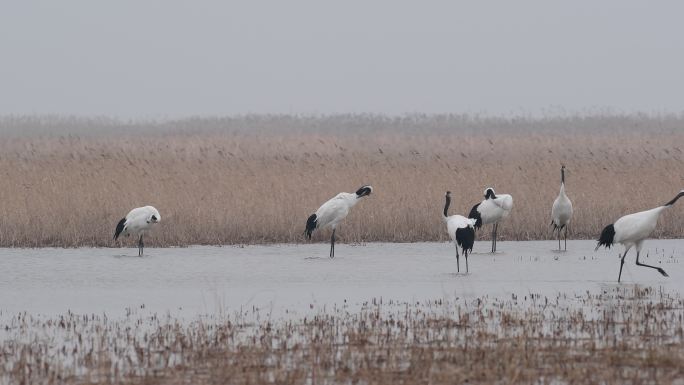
(0, 114), (682, 247)
(2, 286), (683, 384)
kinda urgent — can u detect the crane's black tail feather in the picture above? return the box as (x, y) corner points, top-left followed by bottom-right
(113, 218), (126, 240)
(305, 214), (317, 240)
(456, 227), (475, 255)
(595, 224), (615, 251)
(551, 221), (565, 231)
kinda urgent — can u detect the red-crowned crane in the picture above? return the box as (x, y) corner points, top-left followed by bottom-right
(595, 190), (684, 282)
(468, 188), (513, 253)
(305, 185), (373, 258)
(443, 191), (476, 273)
(551, 165), (573, 250)
(114, 206), (161, 257)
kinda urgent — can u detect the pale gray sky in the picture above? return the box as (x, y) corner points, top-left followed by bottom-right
(1, 1), (683, 118)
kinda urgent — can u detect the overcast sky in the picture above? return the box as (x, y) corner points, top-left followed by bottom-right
(1, 1), (683, 118)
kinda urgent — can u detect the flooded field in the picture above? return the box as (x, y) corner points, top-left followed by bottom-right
(0, 240), (681, 317)
(1, 240), (683, 384)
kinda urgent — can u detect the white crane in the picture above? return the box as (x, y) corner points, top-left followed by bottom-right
(595, 190), (684, 282)
(113, 206), (161, 256)
(468, 188), (513, 253)
(443, 191), (476, 273)
(551, 165), (573, 250)
(305, 185), (373, 258)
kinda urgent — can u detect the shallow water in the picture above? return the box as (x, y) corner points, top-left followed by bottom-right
(0, 240), (681, 317)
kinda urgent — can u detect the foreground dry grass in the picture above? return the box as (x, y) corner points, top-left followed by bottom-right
(0, 114), (683, 247)
(2, 288), (684, 384)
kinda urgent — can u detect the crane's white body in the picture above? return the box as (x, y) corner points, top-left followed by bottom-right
(552, 184), (573, 229)
(114, 206), (161, 256)
(445, 215), (477, 240)
(118, 206), (161, 237)
(477, 194), (513, 225)
(314, 193), (360, 231)
(612, 207), (663, 250)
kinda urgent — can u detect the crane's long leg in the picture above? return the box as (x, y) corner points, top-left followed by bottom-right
(617, 249), (629, 283)
(557, 227), (561, 251)
(465, 250), (469, 273)
(329, 229), (336, 259)
(138, 234), (144, 257)
(494, 222), (499, 253)
(496, 223), (499, 252)
(564, 226), (568, 251)
(455, 241), (460, 273)
(491, 224), (496, 253)
(636, 252), (669, 277)
(494, 223), (499, 253)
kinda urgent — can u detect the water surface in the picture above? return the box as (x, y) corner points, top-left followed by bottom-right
(0, 240), (680, 317)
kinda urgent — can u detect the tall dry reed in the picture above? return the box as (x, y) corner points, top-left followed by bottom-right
(0, 114), (683, 247)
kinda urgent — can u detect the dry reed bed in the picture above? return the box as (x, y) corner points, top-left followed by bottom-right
(1, 287), (684, 384)
(0, 114), (683, 247)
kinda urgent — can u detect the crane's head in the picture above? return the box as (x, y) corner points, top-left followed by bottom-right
(484, 188), (496, 199)
(445, 191), (451, 198)
(561, 165), (566, 183)
(355, 185), (373, 198)
(147, 208), (161, 224)
(665, 190), (684, 206)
